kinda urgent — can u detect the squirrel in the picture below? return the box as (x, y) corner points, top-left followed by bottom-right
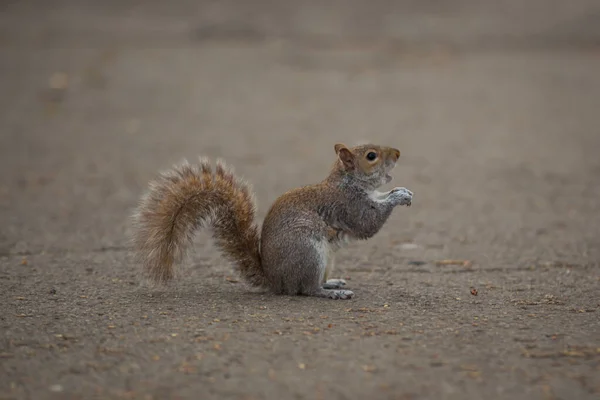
(131, 143), (413, 300)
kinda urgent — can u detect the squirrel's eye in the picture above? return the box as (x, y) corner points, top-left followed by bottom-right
(366, 152), (377, 161)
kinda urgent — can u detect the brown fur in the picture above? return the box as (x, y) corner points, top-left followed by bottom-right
(131, 158), (264, 287)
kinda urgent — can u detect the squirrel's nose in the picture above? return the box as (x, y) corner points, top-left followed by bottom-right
(391, 148), (400, 161)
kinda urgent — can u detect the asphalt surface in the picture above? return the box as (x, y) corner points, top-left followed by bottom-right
(1, 1), (600, 399)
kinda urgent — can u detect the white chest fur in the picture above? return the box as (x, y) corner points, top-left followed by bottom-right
(330, 230), (353, 252)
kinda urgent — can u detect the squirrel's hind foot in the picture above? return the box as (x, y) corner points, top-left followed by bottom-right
(315, 288), (354, 300)
(322, 279), (347, 289)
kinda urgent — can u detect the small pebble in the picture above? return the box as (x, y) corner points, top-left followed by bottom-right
(399, 243), (420, 250)
(49, 384), (63, 393)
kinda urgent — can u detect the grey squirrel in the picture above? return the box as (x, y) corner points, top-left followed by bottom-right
(131, 143), (413, 299)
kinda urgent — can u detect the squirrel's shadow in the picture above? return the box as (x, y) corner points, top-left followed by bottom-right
(131, 280), (281, 306)
(131, 279), (446, 313)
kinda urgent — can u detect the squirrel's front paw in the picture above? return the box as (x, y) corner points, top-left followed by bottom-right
(390, 187), (413, 206)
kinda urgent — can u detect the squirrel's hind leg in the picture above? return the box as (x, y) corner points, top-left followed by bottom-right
(262, 225), (354, 299)
(303, 241), (354, 299)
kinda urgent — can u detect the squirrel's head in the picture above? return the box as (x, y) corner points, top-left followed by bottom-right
(333, 143), (401, 189)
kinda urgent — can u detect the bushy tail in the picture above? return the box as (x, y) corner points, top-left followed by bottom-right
(131, 158), (266, 287)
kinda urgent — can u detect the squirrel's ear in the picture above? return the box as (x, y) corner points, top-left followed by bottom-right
(334, 143), (347, 154)
(335, 143), (354, 169)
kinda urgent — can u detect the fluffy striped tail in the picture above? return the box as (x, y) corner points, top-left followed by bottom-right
(131, 158), (266, 287)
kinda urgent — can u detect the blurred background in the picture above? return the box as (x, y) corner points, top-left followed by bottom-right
(1, 1), (599, 399)
(2, 0), (599, 258)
